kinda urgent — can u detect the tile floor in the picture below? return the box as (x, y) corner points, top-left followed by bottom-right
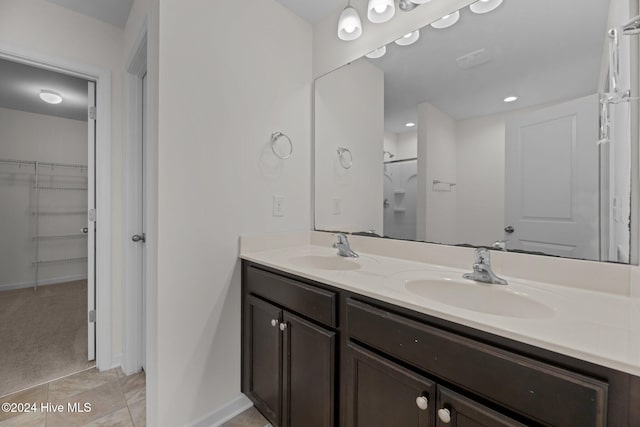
(221, 407), (270, 427)
(0, 367), (145, 427)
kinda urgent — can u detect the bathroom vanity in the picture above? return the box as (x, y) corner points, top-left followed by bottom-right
(240, 243), (640, 427)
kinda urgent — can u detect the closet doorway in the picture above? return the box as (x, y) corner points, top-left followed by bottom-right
(0, 57), (96, 397)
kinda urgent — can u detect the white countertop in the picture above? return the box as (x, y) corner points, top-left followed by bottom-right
(240, 243), (640, 376)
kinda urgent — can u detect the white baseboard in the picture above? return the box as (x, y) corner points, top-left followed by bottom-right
(189, 394), (254, 427)
(0, 275), (88, 292)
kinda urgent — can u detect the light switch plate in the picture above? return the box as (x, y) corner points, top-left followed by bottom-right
(273, 195), (285, 217)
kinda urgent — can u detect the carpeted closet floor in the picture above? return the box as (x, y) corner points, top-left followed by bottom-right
(0, 280), (94, 397)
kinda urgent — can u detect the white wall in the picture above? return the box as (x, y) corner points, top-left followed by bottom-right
(0, 0), (125, 360)
(456, 113), (505, 246)
(397, 131), (418, 160)
(156, 0), (311, 425)
(417, 102), (457, 243)
(315, 59), (384, 233)
(0, 108), (87, 289)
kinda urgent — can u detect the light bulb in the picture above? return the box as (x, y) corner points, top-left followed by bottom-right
(504, 96), (518, 103)
(338, 6), (362, 41)
(431, 10), (460, 29)
(366, 46), (387, 59)
(470, 0), (503, 14)
(368, 0), (395, 23)
(395, 30), (420, 46)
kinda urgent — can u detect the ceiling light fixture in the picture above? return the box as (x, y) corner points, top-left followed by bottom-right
(405, 122), (416, 127)
(367, 0), (395, 23)
(338, 4), (363, 41)
(504, 96), (518, 103)
(395, 30), (420, 46)
(470, 0), (503, 14)
(366, 46), (387, 59)
(39, 89), (63, 104)
(431, 10), (460, 29)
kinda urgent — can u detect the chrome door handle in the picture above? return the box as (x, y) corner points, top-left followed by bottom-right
(132, 233), (146, 243)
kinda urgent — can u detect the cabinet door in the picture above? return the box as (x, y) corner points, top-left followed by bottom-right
(283, 312), (336, 427)
(346, 343), (436, 427)
(246, 296), (283, 426)
(435, 387), (527, 427)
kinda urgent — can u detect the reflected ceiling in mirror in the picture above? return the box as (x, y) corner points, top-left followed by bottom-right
(314, 0), (637, 264)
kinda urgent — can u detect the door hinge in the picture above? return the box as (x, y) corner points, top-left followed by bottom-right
(89, 208), (96, 222)
(89, 106), (96, 120)
(89, 310), (96, 323)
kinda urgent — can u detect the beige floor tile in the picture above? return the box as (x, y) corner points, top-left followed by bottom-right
(47, 368), (118, 402)
(84, 407), (133, 427)
(0, 410), (46, 427)
(128, 399), (146, 427)
(221, 407), (270, 427)
(0, 384), (48, 422)
(45, 380), (126, 427)
(119, 373), (145, 405)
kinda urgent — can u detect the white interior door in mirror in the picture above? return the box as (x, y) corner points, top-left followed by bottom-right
(505, 94), (599, 260)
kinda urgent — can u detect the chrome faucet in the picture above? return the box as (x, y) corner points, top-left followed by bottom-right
(333, 233), (359, 258)
(463, 248), (507, 285)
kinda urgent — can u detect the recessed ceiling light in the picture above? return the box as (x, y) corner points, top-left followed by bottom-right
(405, 122), (416, 127)
(431, 10), (460, 29)
(366, 46), (387, 59)
(504, 96), (518, 103)
(39, 89), (63, 104)
(470, 0), (503, 14)
(395, 30), (420, 46)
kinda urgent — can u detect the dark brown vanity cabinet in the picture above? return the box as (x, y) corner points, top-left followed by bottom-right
(346, 343), (436, 426)
(242, 264), (336, 427)
(242, 261), (640, 427)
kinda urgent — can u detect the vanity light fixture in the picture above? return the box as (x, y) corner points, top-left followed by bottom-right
(395, 30), (420, 46)
(405, 122), (416, 127)
(366, 46), (387, 59)
(39, 89), (63, 104)
(470, 0), (504, 14)
(504, 96), (518, 103)
(367, 0), (395, 24)
(431, 11), (460, 29)
(338, 3), (363, 41)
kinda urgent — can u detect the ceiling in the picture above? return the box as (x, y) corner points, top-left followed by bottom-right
(274, 0), (344, 23)
(0, 58), (89, 121)
(366, 0), (611, 132)
(45, 0), (134, 28)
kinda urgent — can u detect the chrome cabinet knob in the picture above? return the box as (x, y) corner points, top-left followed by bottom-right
(270, 319), (278, 327)
(80, 227), (88, 234)
(415, 395), (428, 410)
(504, 225), (515, 234)
(437, 408), (451, 423)
(279, 322), (288, 331)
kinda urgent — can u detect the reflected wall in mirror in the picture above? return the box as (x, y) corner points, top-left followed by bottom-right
(314, 0), (639, 263)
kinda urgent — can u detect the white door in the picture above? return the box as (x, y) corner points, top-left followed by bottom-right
(504, 94), (599, 260)
(87, 81), (96, 361)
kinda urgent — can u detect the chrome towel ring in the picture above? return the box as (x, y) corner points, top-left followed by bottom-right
(337, 147), (353, 169)
(271, 132), (293, 159)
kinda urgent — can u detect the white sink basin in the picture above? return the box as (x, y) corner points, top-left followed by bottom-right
(289, 255), (361, 271)
(405, 277), (554, 319)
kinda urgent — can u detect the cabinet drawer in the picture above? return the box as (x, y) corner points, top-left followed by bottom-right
(246, 265), (337, 328)
(347, 299), (608, 427)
